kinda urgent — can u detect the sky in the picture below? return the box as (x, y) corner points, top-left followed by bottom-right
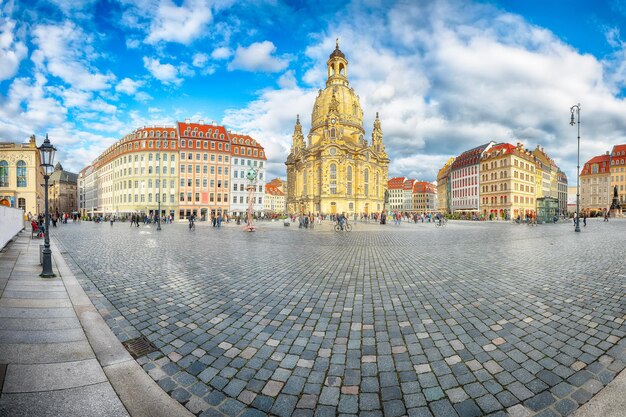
(1, 0), (626, 184)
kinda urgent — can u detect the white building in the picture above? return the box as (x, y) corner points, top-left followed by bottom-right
(450, 141), (495, 213)
(229, 134), (267, 217)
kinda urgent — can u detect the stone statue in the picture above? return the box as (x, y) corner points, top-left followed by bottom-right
(384, 189), (389, 204)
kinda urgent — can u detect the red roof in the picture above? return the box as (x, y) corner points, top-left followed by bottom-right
(177, 121), (229, 142)
(229, 134), (267, 160)
(412, 181), (436, 193)
(265, 184), (284, 196)
(450, 142), (492, 171)
(387, 177), (406, 190)
(581, 154), (610, 175)
(611, 144), (626, 163)
(403, 179), (415, 190)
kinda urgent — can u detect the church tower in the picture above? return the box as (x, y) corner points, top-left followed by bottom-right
(285, 41), (389, 215)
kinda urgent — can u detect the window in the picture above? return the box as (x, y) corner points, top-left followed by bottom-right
(330, 163), (337, 194)
(18, 197), (25, 210)
(346, 166), (352, 195)
(16, 160), (27, 187)
(364, 169), (369, 196)
(0, 160), (8, 187)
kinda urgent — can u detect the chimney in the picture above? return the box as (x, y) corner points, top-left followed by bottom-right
(185, 118), (190, 124)
(199, 119), (204, 125)
(212, 121), (217, 126)
(606, 151), (609, 155)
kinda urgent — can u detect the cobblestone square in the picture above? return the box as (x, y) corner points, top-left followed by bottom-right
(53, 219), (626, 417)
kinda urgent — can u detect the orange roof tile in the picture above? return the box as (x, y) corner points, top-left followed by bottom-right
(581, 154), (610, 175)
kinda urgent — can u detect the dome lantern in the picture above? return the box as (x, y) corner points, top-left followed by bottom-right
(326, 38), (348, 87)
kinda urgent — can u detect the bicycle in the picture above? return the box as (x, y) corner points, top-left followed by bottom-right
(189, 221), (196, 231)
(435, 218), (447, 227)
(334, 222), (352, 232)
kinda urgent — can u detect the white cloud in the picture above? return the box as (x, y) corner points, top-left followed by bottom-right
(0, 18), (27, 81)
(0, 74), (67, 140)
(146, 0), (213, 45)
(192, 53), (209, 67)
(31, 21), (115, 91)
(228, 41), (289, 72)
(115, 77), (144, 95)
(224, 0), (626, 183)
(211, 46), (231, 60)
(143, 57), (183, 85)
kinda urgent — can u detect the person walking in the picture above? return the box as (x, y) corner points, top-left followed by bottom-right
(583, 213), (587, 227)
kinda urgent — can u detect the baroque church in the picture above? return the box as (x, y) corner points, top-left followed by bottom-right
(285, 41), (389, 215)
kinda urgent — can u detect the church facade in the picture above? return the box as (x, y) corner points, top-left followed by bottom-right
(285, 41), (389, 215)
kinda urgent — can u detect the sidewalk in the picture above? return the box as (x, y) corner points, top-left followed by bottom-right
(0, 231), (192, 417)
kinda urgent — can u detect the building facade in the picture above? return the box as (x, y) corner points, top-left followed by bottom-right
(449, 142), (495, 213)
(610, 144), (626, 209)
(403, 179), (415, 211)
(79, 122), (268, 220)
(556, 170), (568, 216)
(177, 121), (231, 220)
(480, 143), (537, 220)
(48, 162), (78, 214)
(230, 134), (267, 217)
(94, 126), (179, 219)
(264, 183), (285, 214)
(0, 135), (43, 216)
(580, 153), (611, 213)
(436, 157), (455, 213)
(387, 177), (406, 211)
(286, 42), (389, 216)
(412, 181), (437, 213)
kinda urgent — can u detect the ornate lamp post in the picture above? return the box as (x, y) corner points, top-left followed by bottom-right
(244, 167), (257, 232)
(38, 134), (56, 277)
(570, 104), (581, 233)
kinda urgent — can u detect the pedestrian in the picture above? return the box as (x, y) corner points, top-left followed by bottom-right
(583, 213), (587, 227)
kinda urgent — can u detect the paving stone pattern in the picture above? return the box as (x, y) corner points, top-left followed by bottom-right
(53, 219), (626, 416)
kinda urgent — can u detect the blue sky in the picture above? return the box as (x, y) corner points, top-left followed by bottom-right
(1, 0), (626, 184)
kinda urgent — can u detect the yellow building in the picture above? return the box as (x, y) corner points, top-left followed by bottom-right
(437, 157), (455, 213)
(286, 41), (389, 215)
(610, 144), (626, 208)
(94, 126), (180, 219)
(580, 153), (611, 214)
(0, 135), (43, 216)
(480, 143), (537, 219)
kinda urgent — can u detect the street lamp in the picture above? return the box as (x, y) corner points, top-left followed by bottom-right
(570, 103), (581, 233)
(38, 134), (56, 277)
(157, 150), (162, 231)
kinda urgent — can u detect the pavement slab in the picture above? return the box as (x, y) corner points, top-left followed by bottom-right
(45, 218), (626, 416)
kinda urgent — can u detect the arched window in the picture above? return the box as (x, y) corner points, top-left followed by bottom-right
(364, 169), (369, 196)
(330, 164), (337, 194)
(346, 166), (352, 195)
(375, 172), (379, 197)
(303, 170), (307, 195)
(339, 64), (345, 76)
(0, 160), (8, 187)
(18, 197), (26, 210)
(17, 160), (27, 187)
(330, 128), (336, 139)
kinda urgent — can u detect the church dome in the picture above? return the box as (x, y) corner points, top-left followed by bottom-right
(311, 84), (363, 132)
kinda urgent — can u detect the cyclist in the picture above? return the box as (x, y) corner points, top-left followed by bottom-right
(337, 212), (346, 231)
(189, 213), (196, 229)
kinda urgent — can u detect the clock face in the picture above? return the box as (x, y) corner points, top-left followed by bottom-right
(329, 147), (337, 155)
(331, 118), (336, 124)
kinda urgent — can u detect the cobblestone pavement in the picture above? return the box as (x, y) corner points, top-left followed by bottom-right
(52, 218), (626, 417)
